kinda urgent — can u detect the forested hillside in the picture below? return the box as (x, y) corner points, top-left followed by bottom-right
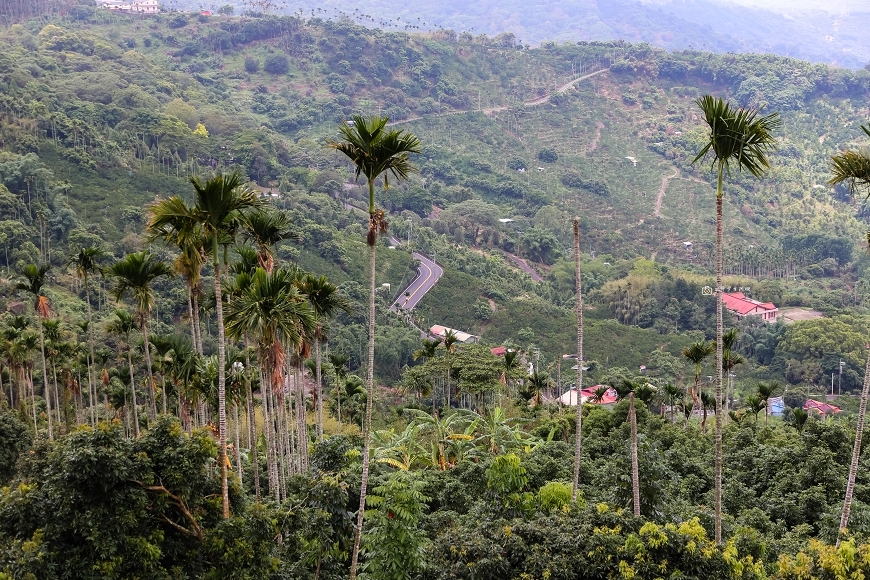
(169, 0), (870, 68)
(3, 5), (870, 578)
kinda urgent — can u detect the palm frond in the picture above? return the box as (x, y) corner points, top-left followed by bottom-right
(692, 95), (781, 178)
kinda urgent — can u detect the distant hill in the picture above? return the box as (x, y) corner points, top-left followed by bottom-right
(168, 0), (870, 69)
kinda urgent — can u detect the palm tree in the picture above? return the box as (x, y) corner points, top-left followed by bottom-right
(790, 408), (809, 433)
(745, 395), (765, 424)
(107, 309), (140, 437)
(722, 328), (744, 420)
(148, 172), (263, 519)
(404, 408), (474, 471)
(107, 252), (173, 421)
(572, 217), (584, 503)
(692, 95), (779, 544)
(700, 392), (715, 434)
(16, 264), (54, 439)
(756, 382), (779, 425)
(67, 246), (106, 426)
(828, 123), (870, 543)
(662, 383), (682, 423)
(300, 274), (351, 441)
(225, 268), (315, 492)
(172, 240), (207, 356)
(240, 209), (299, 272)
(524, 371), (550, 407)
(681, 340), (714, 409)
(328, 115), (421, 580)
(613, 379), (657, 517)
(41, 318), (65, 430)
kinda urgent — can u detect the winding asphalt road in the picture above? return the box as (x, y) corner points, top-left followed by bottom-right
(341, 201), (444, 311)
(388, 235), (444, 312)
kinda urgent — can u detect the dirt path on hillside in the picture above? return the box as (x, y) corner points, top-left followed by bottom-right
(654, 167), (680, 217)
(587, 122), (604, 154)
(387, 68), (609, 127)
(505, 251), (543, 282)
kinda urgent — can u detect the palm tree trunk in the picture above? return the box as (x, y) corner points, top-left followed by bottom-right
(213, 259), (230, 519)
(28, 369), (37, 434)
(128, 345), (140, 437)
(187, 287), (197, 353)
(88, 353), (96, 427)
(295, 365), (308, 471)
(38, 323), (53, 440)
(714, 162), (724, 545)
(192, 289), (204, 355)
(838, 348), (870, 545)
(350, 220), (377, 580)
(337, 378), (342, 432)
(52, 360), (61, 431)
(261, 370), (278, 500)
(316, 336), (324, 441)
(572, 218), (584, 502)
(630, 392), (640, 517)
(141, 320), (157, 420)
(234, 404), (242, 483)
(246, 345), (260, 500)
(85, 278), (97, 427)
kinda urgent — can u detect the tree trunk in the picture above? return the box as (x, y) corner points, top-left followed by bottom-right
(214, 259), (230, 519)
(85, 278), (97, 427)
(234, 404), (242, 483)
(127, 344), (140, 437)
(572, 218), (584, 502)
(838, 348), (870, 544)
(316, 336), (324, 441)
(52, 360), (61, 431)
(38, 321), (53, 440)
(714, 162), (724, 545)
(192, 289), (204, 355)
(246, 345), (260, 500)
(350, 223), (377, 580)
(630, 393), (640, 517)
(141, 320), (157, 420)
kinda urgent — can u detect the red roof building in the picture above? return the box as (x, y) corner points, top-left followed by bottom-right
(721, 292), (778, 322)
(490, 346), (507, 356)
(558, 385), (618, 406)
(804, 399), (842, 415)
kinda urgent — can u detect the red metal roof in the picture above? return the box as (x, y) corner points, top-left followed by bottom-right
(804, 399), (842, 415)
(490, 346), (507, 356)
(722, 292), (777, 316)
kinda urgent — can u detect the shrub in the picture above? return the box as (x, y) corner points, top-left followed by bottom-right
(537, 147), (558, 163)
(244, 56), (259, 73)
(263, 54), (289, 75)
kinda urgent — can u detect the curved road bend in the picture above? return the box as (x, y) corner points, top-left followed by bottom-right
(390, 244), (444, 312)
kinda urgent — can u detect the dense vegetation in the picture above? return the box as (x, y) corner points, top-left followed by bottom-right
(3, 4), (870, 578)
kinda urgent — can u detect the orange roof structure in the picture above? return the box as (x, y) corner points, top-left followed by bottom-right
(722, 292), (778, 321)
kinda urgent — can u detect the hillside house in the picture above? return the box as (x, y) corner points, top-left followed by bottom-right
(558, 385), (618, 407)
(804, 399), (841, 415)
(429, 325), (478, 344)
(97, 0), (160, 13)
(722, 292), (778, 322)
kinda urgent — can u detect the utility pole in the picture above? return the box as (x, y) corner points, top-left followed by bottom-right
(839, 361), (845, 396)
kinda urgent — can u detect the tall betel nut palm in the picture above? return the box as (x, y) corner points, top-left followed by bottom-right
(692, 95), (779, 544)
(828, 123), (870, 544)
(328, 114), (421, 579)
(147, 172), (262, 519)
(572, 217), (584, 502)
(107, 251), (173, 421)
(16, 264), (54, 439)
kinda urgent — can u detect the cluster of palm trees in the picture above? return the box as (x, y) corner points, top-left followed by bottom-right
(2, 172), (352, 520)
